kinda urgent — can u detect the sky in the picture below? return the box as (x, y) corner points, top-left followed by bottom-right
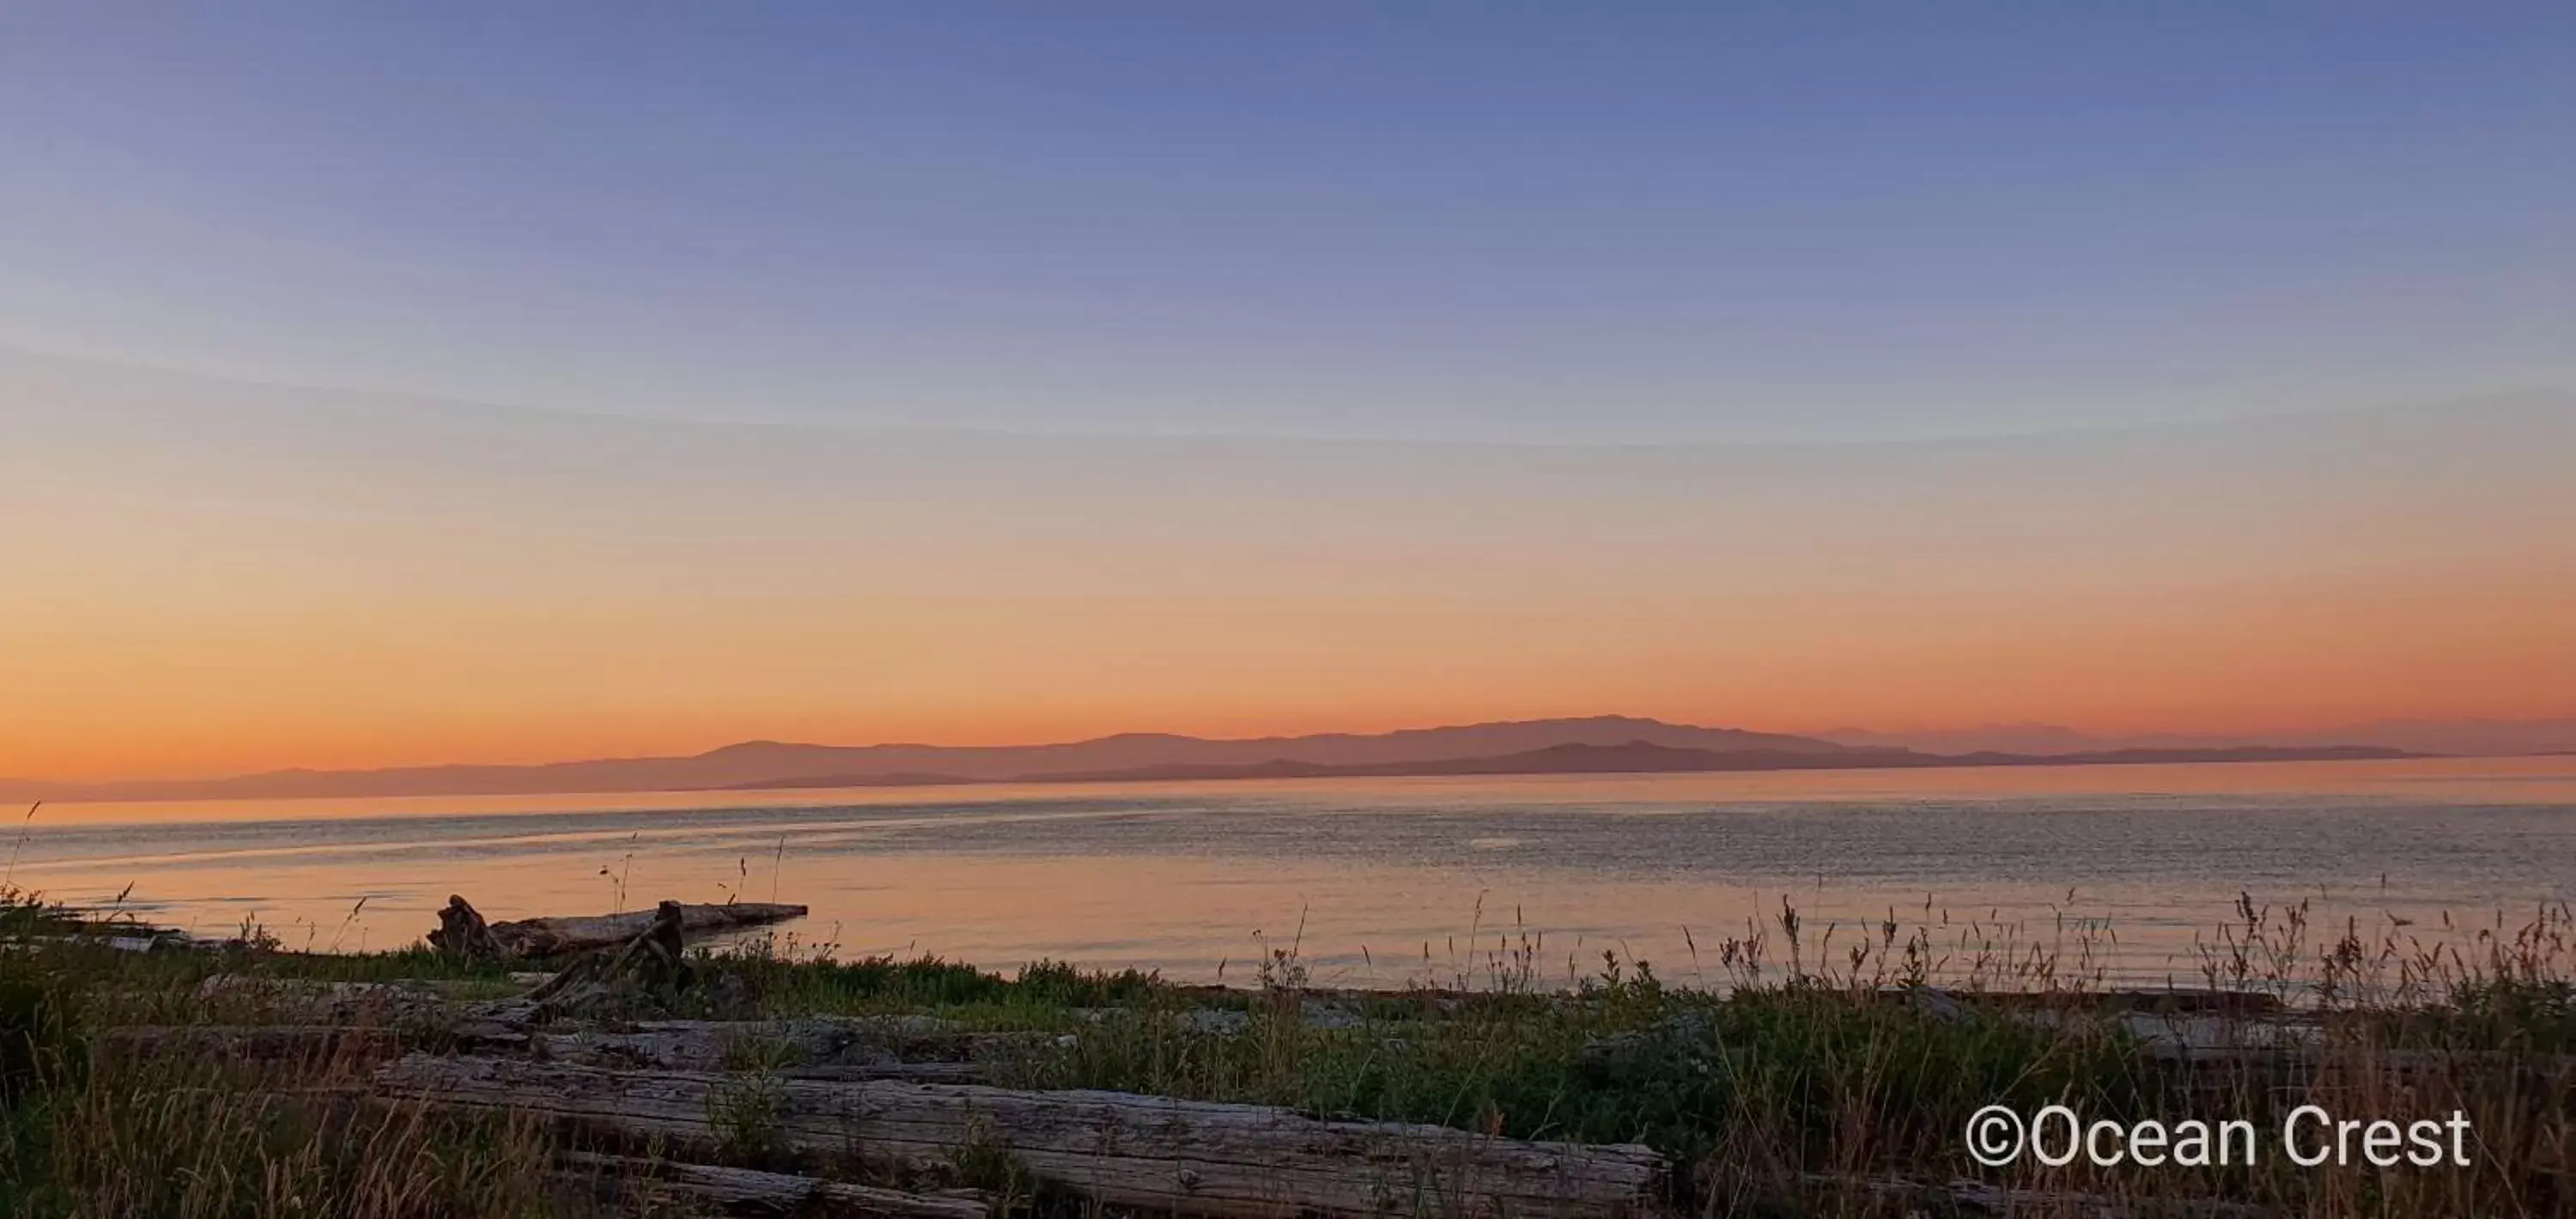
(3, 6), (2573, 781)
(4, 353), (2569, 780)
(4, 3), (2573, 443)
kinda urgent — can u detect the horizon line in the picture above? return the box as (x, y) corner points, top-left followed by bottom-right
(12, 710), (2576, 792)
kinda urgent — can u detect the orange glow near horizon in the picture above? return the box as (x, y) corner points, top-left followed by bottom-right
(4, 380), (2572, 783)
(9, 555), (2571, 782)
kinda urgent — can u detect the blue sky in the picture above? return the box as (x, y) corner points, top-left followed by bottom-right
(5, 3), (2572, 441)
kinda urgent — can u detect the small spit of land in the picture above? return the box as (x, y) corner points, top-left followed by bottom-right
(3, 885), (2569, 1218)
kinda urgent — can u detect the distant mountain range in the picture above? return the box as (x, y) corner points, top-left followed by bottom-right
(1819, 718), (2576, 757)
(753, 741), (2411, 787)
(0, 715), (2453, 805)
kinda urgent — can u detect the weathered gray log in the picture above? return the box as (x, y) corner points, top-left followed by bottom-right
(5, 931), (184, 954)
(96, 1024), (406, 1067)
(533, 1022), (840, 1070)
(531, 1017), (1060, 1072)
(379, 1053), (1667, 1218)
(516, 900), (701, 1019)
(193, 976), (451, 1023)
(97, 1021), (1001, 1083)
(556, 1151), (990, 1218)
(778, 1062), (991, 1084)
(818, 1015), (1066, 1062)
(1823, 1176), (2270, 1219)
(434, 895), (507, 961)
(431, 900), (807, 959)
(533, 1025), (984, 1082)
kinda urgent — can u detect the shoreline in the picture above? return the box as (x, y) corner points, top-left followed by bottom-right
(8, 888), (2570, 1216)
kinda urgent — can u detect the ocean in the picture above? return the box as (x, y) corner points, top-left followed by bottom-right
(10, 756), (2572, 989)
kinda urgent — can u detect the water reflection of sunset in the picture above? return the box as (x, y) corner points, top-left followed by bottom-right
(15, 760), (2573, 986)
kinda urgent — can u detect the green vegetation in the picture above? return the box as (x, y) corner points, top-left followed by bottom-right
(3, 882), (2571, 1217)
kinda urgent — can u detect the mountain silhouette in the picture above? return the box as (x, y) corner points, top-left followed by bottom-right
(1822, 719), (2576, 756)
(0, 719), (2417, 804)
(957, 742), (2409, 785)
(0, 717), (1836, 804)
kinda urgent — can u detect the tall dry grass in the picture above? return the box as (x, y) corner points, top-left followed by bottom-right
(1017, 895), (2572, 1217)
(4, 884), (2571, 1216)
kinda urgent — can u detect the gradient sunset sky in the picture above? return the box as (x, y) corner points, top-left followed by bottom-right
(3, 6), (2573, 781)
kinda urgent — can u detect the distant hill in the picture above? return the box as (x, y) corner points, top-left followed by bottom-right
(2, 716), (1844, 804)
(998, 741), (2411, 785)
(0, 719), (2437, 806)
(1014, 742), (1919, 783)
(1823, 719), (2576, 757)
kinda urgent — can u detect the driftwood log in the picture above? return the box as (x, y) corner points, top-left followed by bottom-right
(1885, 986), (2286, 1016)
(556, 1151), (991, 1218)
(529, 1017), (1060, 1072)
(193, 975), (453, 1023)
(520, 900), (698, 1014)
(775, 1062), (990, 1084)
(95, 1020), (993, 1083)
(433, 895), (507, 961)
(1822, 1176), (2271, 1219)
(95, 1024), (406, 1068)
(377, 1054), (1668, 1218)
(429, 896), (807, 960)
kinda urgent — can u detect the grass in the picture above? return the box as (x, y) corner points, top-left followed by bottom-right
(3, 883), (2572, 1217)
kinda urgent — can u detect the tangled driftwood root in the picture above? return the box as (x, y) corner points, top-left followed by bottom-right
(429, 895), (806, 961)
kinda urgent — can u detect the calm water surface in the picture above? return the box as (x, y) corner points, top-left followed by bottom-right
(11, 758), (2573, 987)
